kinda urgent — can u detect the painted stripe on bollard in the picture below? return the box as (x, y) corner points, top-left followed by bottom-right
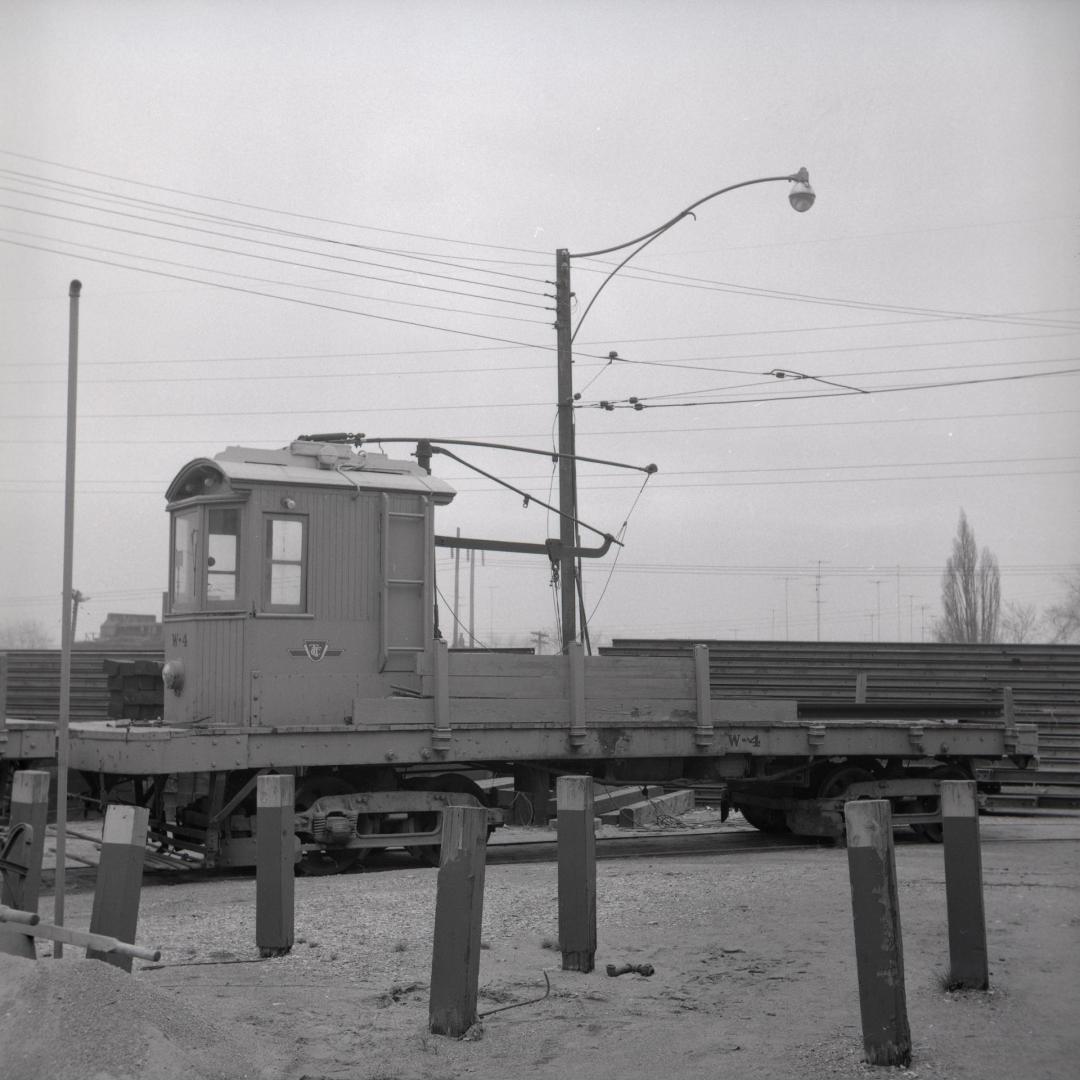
(844, 799), (912, 1068)
(87, 804), (150, 971)
(557, 775), (596, 973)
(941, 780), (988, 990)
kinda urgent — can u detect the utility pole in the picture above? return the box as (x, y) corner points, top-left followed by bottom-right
(815, 561), (824, 642)
(555, 248), (577, 652)
(468, 549), (476, 646)
(896, 565), (902, 640)
(872, 579), (884, 642)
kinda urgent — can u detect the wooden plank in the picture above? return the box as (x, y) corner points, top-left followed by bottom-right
(557, 776), (596, 973)
(844, 800), (911, 1068)
(87, 804), (150, 971)
(445, 653), (565, 678)
(611, 788), (694, 828)
(429, 805), (488, 1037)
(256, 774), (295, 958)
(941, 781), (988, 990)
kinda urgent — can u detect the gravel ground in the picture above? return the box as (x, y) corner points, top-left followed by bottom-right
(3, 813), (1079, 1080)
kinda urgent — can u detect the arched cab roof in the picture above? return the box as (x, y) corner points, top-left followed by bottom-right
(165, 440), (456, 506)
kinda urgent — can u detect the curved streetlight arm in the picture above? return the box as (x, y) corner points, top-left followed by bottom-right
(569, 169), (812, 342)
(554, 166), (813, 649)
(569, 169), (810, 259)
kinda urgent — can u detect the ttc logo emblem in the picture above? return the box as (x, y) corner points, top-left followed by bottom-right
(289, 640), (343, 663)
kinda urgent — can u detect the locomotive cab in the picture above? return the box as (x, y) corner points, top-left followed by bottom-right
(162, 439), (455, 728)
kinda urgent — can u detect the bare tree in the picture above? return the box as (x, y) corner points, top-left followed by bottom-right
(0, 618), (55, 648)
(1000, 601), (1043, 644)
(934, 511), (1001, 643)
(1046, 568), (1080, 643)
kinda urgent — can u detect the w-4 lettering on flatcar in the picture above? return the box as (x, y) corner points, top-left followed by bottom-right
(171, 632), (188, 647)
(726, 733), (762, 748)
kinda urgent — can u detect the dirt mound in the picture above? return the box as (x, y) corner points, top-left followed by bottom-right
(0, 956), (283, 1080)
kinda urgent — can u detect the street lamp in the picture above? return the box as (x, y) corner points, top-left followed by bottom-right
(555, 168), (815, 650)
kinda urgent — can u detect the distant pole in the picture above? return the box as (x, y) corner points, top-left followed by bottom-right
(54, 279), (82, 953)
(468, 549), (476, 644)
(452, 528), (462, 647)
(815, 561), (823, 641)
(895, 565), (902, 640)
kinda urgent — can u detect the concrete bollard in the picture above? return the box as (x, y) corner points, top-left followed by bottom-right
(557, 774), (597, 973)
(429, 805), (488, 1037)
(940, 780), (989, 990)
(844, 799), (912, 1067)
(0, 770), (50, 959)
(256, 773), (295, 958)
(87, 803), (150, 971)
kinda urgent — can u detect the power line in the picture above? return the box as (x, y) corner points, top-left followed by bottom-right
(0, 227), (552, 326)
(591, 260), (1080, 332)
(0, 196), (549, 301)
(0, 236), (557, 353)
(0, 149), (549, 261)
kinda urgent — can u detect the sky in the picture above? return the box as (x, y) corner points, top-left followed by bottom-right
(1, 0), (1078, 649)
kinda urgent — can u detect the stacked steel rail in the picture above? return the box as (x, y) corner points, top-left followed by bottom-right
(602, 640), (1080, 808)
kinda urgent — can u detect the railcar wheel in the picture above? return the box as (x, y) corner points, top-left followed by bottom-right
(402, 773), (489, 866)
(736, 804), (790, 834)
(910, 764), (971, 842)
(296, 846), (360, 876)
(294, 774), (369, 875)
(811, 763), (876, 843)
(815, 763), (876, 801)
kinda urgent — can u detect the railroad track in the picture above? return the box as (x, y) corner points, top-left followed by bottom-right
(36, 811), (1080, 895)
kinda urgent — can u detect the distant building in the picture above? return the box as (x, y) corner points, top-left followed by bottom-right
(94, 612), (163, 648)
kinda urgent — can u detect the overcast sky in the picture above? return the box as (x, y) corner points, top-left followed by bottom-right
(2, 0), (1078, 649)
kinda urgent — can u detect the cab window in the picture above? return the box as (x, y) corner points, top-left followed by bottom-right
(264, 515), (307, 612)
(169, 505), (242, 612)
(206, 507), (240, 605)
(171, 509), (199, 612)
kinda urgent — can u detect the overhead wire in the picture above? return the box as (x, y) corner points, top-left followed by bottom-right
(0, 227), (551, 326)
(585, 364), (1080, 410)
(0, 166), (551, 282)
(0, 194), (550, 302)
(0, 147), (550, 260)
(0, 236), (558, 353)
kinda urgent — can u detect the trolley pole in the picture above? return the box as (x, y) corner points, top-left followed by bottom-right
(555, 248), (577, 651)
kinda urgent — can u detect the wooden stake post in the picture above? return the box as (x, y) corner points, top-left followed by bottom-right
(0, 770), (50, 959)
(87, 804), (150, 971)
(256, 773), (295, 958)
(844, 799), (912, 1068)
(557, 774), (596, 973)
(940, 780), (989, 989)
(429, 805), (488, 1037)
